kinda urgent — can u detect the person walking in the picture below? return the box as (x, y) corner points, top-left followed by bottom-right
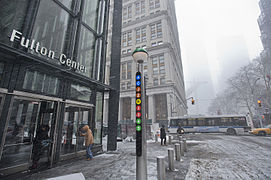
(80, 125), (94, 160)
(31, 125), (50, 169)
(160, 125), (166, 146)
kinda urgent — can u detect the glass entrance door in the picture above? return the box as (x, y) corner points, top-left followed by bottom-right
(60, 105), (92, 155)
(0, 98), (40, 169)
(0, 98), (58, 169)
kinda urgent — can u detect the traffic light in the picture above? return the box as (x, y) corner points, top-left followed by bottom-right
(135, 72), (142, 157)
(192, 99), (195, 105)
(257, 100), (262, 107)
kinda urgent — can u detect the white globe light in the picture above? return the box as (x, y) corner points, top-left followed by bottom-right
(132, 48), (148, 64)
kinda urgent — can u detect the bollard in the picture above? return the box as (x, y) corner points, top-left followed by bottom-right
(183, 138), (187, 152)
(180, 141), (184, 156)
(157, 156), (166, 180)
(175, 144), (181, 161)
(169, 135), (172, 145)
(168, 148), (175, 171)
(155, 134), (158, 143)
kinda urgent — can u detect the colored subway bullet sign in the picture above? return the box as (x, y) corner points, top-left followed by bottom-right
(136, 71), (142, 157)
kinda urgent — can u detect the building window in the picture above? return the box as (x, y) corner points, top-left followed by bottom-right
(153, 78), (158, 86)
(70, 83), (92, 102)
(152, 56), (158, 75)
(127, 82), (131, 89)
(150, 22), (162, 39)
(121, 83), (126, 90)
(127, 31), (132, 46)
(141, 1), (146, 13)
(158, 41), (163, 45)
(157, 22), (162, 38)
(136, 29), (141, 43)
(122, 63), (126, 79)
(23, 70), (59, 95)
(142, 45), (146, 49)
(151, 42), (157, 47)
(160, 77), (165, 85)
(135, 2), (140, 15)
(122, 50), (127, 54)
(122, 98), (131, 120)
(127, 62), (132, 79)
(159, 55), (165, 74)
(149, 0), (160, 10)
(122, 33), (127, 47)
(141, 27), (146, 42)
(127, 49), (131, 53)
(94, 92), (103, 144)
(82, 0), (100, 31)
(128, 5), (132, 18)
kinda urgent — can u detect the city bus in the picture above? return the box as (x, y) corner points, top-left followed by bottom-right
(168, 115), (252, 135)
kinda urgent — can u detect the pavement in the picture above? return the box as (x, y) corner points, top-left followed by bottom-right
(3, 133), (271, 180)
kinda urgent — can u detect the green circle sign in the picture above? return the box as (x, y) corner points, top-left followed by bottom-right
(136, 118), (141, 124)
(136, 125), (142, 131)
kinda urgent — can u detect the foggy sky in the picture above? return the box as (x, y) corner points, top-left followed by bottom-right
(175, 0), (263, 115)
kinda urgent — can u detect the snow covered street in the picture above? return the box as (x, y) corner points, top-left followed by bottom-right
(185, 134), (271, 180)
(7, 134), (271, 180)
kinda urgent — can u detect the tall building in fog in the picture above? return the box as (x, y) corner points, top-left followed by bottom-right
(258, 0), (271, 65)
(216, 36), (251, 91)
(104, 0), (187, 134)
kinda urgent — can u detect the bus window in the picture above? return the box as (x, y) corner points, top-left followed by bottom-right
(188, 120), (196, 126)
(197, 119), (204, 126)
(234, 117), (247, 126)
(206, 119), (216, 126)
(170, 119), (177, 126)
(181, 119), (187, 126)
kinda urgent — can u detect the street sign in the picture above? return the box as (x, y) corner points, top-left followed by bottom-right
(136, 71), (142, 157)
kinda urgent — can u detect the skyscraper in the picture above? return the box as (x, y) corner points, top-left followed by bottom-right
(258, 0), (271, 66)
(105, 0), (187, 136)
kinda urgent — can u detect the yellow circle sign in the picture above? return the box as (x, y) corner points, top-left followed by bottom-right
(136, 99), (141, 105)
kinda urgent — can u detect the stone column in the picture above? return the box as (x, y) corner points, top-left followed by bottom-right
(118, 98), (123, 121)
(148, 95), (156, 123)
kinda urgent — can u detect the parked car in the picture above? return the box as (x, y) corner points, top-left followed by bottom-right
(250, 124), (271, 136)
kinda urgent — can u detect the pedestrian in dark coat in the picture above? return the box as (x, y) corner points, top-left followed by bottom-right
(31, 125), (50, 169)
(160, 125), (166, 145)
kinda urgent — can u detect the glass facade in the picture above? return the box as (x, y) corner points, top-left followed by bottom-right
(0, 0), (109, 174)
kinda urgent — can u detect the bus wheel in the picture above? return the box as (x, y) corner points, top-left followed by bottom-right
(227, 128), (236, 135)
(258, 131), (266, 136)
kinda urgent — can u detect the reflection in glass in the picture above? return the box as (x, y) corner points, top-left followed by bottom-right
(0, 0), (28, 45)
(31, 0), (74, 61)
(0, 99), (40, 169)
(61, 106), (79, 155)
(94, 92), (103, 144)
(0, 62), (5, 83)
(61, 106), (91, 154)
(58, 0), (74, 10)
(70, 84), (92, 102)
(82, 0), (99, 31)
(77, 26), (96, 78)
(23, 70), (59, 95)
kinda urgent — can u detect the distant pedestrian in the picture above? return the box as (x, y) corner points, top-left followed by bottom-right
(80, 125), (94, 160)
(160, 125), (166, 146)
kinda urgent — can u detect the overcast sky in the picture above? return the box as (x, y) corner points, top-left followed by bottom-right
(175, 0), (263, 115)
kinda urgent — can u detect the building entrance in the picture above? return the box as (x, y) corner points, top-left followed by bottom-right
(0, 96), (58, 171)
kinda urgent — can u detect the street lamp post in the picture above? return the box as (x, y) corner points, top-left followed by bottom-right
(133, 48), (148, 180)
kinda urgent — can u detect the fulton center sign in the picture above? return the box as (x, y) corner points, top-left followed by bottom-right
(10, 29), (87, 73)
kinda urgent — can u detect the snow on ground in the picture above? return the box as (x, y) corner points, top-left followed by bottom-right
(185, 135), (271, 180)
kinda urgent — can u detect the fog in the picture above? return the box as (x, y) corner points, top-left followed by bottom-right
(175, 0), (263, 115)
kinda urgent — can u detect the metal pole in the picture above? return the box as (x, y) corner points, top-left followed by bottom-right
(157, 156), (166, 180)
(175, 144), (181, 161)
(168, 148), (175, 171)
(136, 63), (147, 180)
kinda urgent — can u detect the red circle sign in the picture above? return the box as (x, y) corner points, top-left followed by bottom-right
(136, 105), (141, 111)
(136, 112), (141, 118)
